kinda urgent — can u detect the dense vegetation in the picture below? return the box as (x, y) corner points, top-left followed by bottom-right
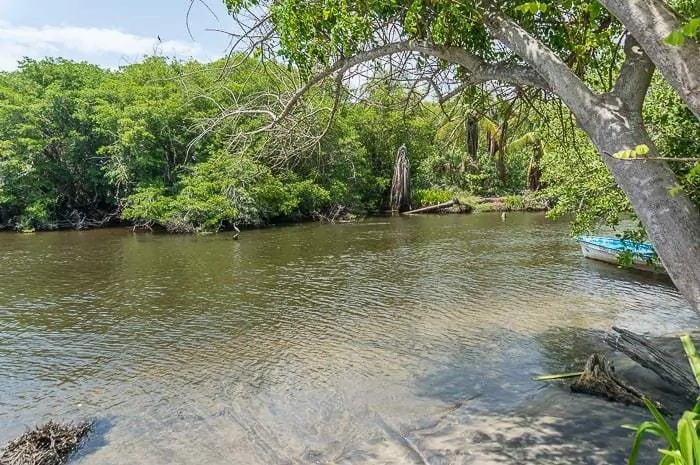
(0, 49), (697, 235)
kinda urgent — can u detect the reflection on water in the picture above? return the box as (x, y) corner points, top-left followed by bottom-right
(0, 213), (695, 464)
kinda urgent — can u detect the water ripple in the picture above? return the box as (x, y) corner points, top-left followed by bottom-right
(0, 214), (693, 464)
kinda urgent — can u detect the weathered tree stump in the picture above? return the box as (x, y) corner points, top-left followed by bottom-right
(570, 353), (659, 409)
(390, 145), (411, 213)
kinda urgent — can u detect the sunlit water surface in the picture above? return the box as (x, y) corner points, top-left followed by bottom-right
(0, 213), (695, 464)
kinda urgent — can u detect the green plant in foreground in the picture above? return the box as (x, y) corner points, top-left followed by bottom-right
(627, 334), (700, 465)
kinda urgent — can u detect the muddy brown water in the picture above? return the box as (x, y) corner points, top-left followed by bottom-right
(0, 213), (696, 464)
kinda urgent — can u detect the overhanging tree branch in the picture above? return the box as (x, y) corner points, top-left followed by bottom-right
(273, 40), (550, 129)
(600, 0), (700, 121)
(482, 11), (600, 118)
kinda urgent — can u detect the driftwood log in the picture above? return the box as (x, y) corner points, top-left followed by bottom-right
(403, 199), (459, 215)
(605, 326), (699, 401)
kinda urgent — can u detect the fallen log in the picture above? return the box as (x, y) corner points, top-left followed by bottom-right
(605, 326), (699, 401)
(403, 199), (459, 215)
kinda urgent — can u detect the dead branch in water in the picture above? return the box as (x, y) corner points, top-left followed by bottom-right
(403, 199), (459, 215)
(0, 421), (92, 465)
(605, 326), (699, 400)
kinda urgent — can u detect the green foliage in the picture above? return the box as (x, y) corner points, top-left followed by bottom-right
(627, 335), (700, 465)
(123, 153), (332, 232)
(683, 165), (700, 206)
(541, 127), (633, 235)
(0, 12), (697, 234)
(220, 0), (699, 243)
(0, 56), (364, 231)
(644, 76), (700, 206)
(412, 188), (453, 207)
(664, 18), (700, 46)
(515, 2), (550, 14)
(613, 145), (651, 160)
(503, 195), (526, 211)
(0, 58), (112, 229)
(612, 226), (665, 269)
(472, 202), (498, 213)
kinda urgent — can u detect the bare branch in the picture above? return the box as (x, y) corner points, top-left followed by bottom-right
(483, 11), (599, 115)
(275, 40), (548, 128)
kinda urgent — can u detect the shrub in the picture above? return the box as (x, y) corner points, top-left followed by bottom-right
(412, 188), (453, 207)
(503, 195), (525, 211)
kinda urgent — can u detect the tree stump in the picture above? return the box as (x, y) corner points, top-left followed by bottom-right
(570, 353), (660, 409)
(390, 145), (411, 212)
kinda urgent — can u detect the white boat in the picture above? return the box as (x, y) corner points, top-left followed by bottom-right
(577, 236), (666, 274)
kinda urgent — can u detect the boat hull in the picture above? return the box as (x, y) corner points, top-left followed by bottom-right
(579, 242), (666, 274)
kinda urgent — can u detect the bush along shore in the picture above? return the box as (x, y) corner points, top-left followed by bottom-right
(3, 57), (695, 235)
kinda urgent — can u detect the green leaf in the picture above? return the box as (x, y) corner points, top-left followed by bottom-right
(613, 149), (635, 159)
(665, 29), (687, 46)
(628, 420), (673, 465)
(682, 18), (700, 37)
(515, 1), (548, 14)
(643, 397), (680, 449)
(677, 414), (695, 464)
(681, 334), (700, 388)
(659, 449), (684, 463)
(634, 144), (650, 156)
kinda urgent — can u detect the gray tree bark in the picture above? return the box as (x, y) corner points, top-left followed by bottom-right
(599, 0), (700, 121)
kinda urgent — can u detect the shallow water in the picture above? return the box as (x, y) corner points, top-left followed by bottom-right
(0, 213), (695, 464)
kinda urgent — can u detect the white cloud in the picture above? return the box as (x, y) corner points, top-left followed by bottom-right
(0, 22), (206, 70)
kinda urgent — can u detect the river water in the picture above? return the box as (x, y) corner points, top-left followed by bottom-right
(0, 213), (696, 464)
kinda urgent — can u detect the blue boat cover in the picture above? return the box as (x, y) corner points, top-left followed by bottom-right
(576, 236), (656, 259)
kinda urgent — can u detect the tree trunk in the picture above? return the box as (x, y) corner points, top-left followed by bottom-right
(581, 99), (700, 311)
(466, 115), (479, 165)
(496, 120), (508, 186)
(403, 199), (458, 215)
(527, 142), (543, 191)
(605, 326), (699, 400)
(486, 131), (496, 163)
(600, 0), (700, 121)
(570, 353), (651, 408)
(487, 126), (507, 186)
(487, 15), (700, 311)
(390, 145), (411, 212)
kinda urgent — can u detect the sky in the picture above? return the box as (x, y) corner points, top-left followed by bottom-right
(0, 0), (236, 71)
